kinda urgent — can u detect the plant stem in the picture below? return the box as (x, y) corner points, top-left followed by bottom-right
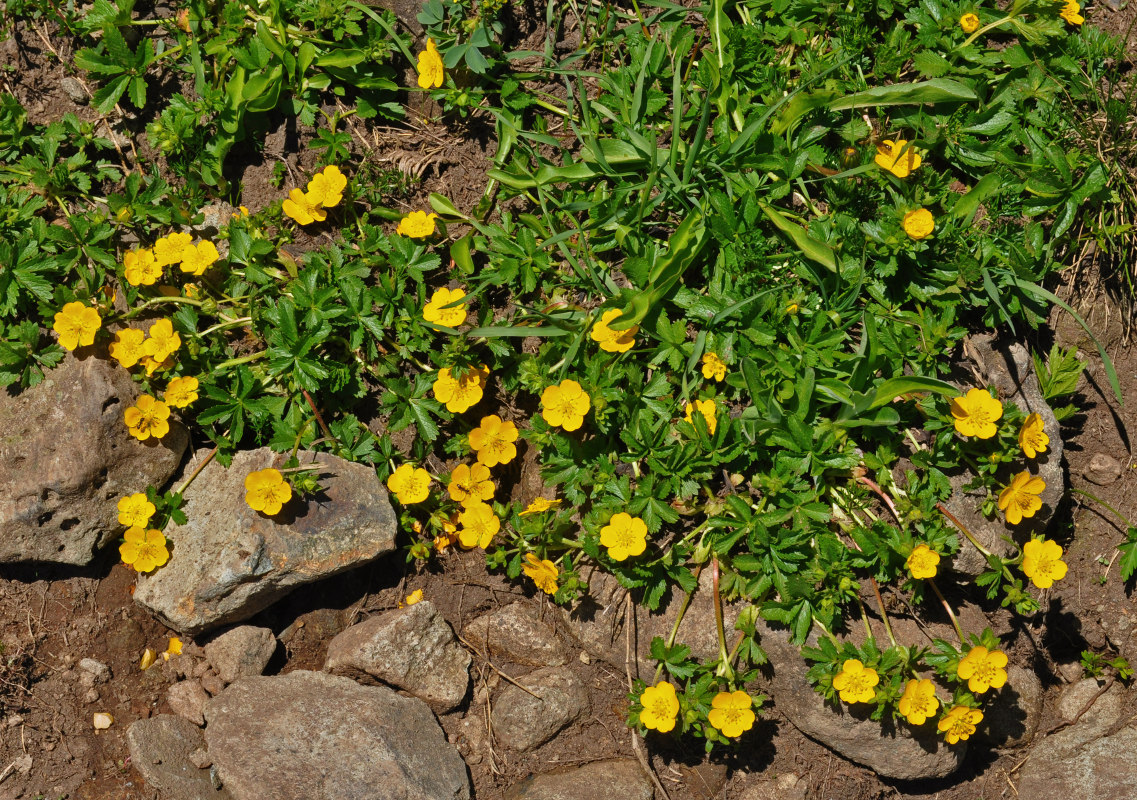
(174, 444), (219, 496)
(936, 502), (993, 559)
(927, 578), (964, 644)
(651, 563), (704, 685)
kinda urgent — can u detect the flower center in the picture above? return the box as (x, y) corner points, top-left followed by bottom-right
(648, 698), (672, 719)
(845, 672), (873, 694)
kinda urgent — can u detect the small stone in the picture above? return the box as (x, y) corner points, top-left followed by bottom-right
(189, 748), (212, 769)
(200, 670), (226, 697)
(93, 712), (114, 730)
(738, 773), (808, 800)
(168, 681), (210, 726)
(60, 77), (88, 104)
(491, 666), (589, 752)
(204, 626), (277, 685)
(503, 759), (652, 800)
(78, 658), (111, 684)
(83, 688), (100, 704)
(1085, 453), (1123, 486)
(463, 602), (568, 667)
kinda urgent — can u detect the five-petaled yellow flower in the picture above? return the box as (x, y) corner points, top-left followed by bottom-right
(906, 544), (940, 579)
(448, 462), (495, 506)
(423, 287), (468, 328)
(143, 318), (182, 363)
(124, 248), (161, 286)
(541, 379), (592, 431)
(950, 387), (1003, 439)
(522, 553), (559, 595)
(1021, 538), (1068, 589)
(433, 365), (489, 414)
(468, 414), (519, 468)
(638, 681), (679, 733)
(53, 302), (102, 351)
(153, 232), (193, 268)
(599, 512), (648, 561)
(898, 678), (940, 726)
(938, 705), (983, 744)
(119, 527), (169, 573)
(1060, 0), (1084, 24)
(956, 645), (1007, 694)
(117, 493), (156, 528)
(903, 208), (935, 239)
(417, 37), (444, 89)
(124, 394), (171, 441)
(164, 376), (199, 408)
(307, 165), (347, 208)
(245, 468), (293, 515)
(998, 470), (1045, 525)
(180, 240), (220, 276)
(959, 12), (980, 32)
(832, 658), (879, 704)
(109, 328), (146, 369)
(458, 501), (500, 549)
(590, 308), (637, 353)
(874, 139), (922, 178)
(520, 497), (561, 515)
(1018, 412), (1049, 459)
(282, 188), (326, 225)
(684, 398), (718, 435)
(397, 210), (439, 238)
(387, 463), (431, 504)
(702, 352), (727, 382)
(707, 691), (756, 738)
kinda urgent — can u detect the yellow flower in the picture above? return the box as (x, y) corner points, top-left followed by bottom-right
(1021, 538), (1068, 589)
(684, 399), (718, 435)
(117, 493), (156, 528)
(416, 37), (444, 89)
(433, 365), (489, 414)
(163, 637), (183, 660)
(638, 682), (679, 733)
(143, 318), (182, 363)
(906, 544), (940, 579)
(898, 678), (940, 725)
(998, 470), (1045, 525)
(938, 705), (983, 744)
(152, 232), (193, 267)
(468, 414), (519, 468)
(307, 165), (347, 208)
(458, 501), (500, 549)
(1060, 0), (1084, 24)
(164, 376), (199, 408)
(282, 188), (327, 225)
(386, 463), (431, 504)
(448, 462), (495, 506)
(520, 497), (561, 516)
(119, 527), (169, 573)
(53, 301), (102, 351)
(435, 514), (460, 551)
(139, 355), (174, 377)
(707, 691), (756, 738)
(1018, 412), (1049, 459)
(600, 512), (648, 561)
(109, 328), (147, 368)
(124, 395), (171, 441)
(590, 308), (637, 353)
(540, 379), (591, 431)
(179, 240), (219, 276)
(399, 589), (424, 608)
(902, 208), (935, 239)
(702, 352), (727, 382)
(832, 658), (879, 704)
(423, 287), (468, 328)
(956, 645), (1008, 694)
(950, 387), (1003, 439)
(183, 283), (201, 299)
(522, 553), (559, 595)
(396, 210), (438, 238)
(124, 248), (161, 286)
(874, 139), (922, 178)
(959, 12), (980, 32)
(244, 467), (293, 515)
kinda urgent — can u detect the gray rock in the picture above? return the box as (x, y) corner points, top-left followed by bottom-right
(60, 77), (88, 104)
(203, 670), (470, 800)
(204, 626), (276, 685)
(0, 351), (188, 564)
(759, 621), (964, 780)
(167, 680), (210, 726)
(78, 658), (111, 685)
(126, 715), (231, 800)
(133, 448), (396, 634)
(1055, 678), (1125, 747)
(982, 665), (1043, 748)
(503, 759), (652, 800)
(1084, 453), (1123, 486)
(324, 601), (470, 711)
(737, 773), (808, 800)
(945, 336), (1066, 576)
(491, 666), (589, 752)
(557, 564), (628, 666)
(463, 602), (567, 667)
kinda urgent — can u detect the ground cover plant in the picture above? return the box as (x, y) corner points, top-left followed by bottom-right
(0, 0), (1128, 767)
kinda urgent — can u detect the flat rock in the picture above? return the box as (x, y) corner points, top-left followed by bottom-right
(126, 714), (230, 800)
(203, 670), (470, 800)
(759, 620), (964, 780)
(503, 759), (652, 800)
(463, 602), (567, 666)
(737, 773), (808, 800)
(491, 666), (589, 752)
(204, 626), (276, 684)
(167, 680), (210, 726)
(324, 600), (470, 711)
(133, 448), (396, 634)
(0, 351), (188, 564)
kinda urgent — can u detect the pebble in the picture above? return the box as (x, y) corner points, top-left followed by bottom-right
(1084, 453), (1123, 486)
(60, 77), (88, 104)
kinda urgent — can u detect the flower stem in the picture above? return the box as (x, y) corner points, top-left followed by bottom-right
(651, 563), (704, 685)
(711, 555), (735, 681)
(936, 502), (993, 559)
(927, 578), (964, 644)
(174, 444), (219, 496)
